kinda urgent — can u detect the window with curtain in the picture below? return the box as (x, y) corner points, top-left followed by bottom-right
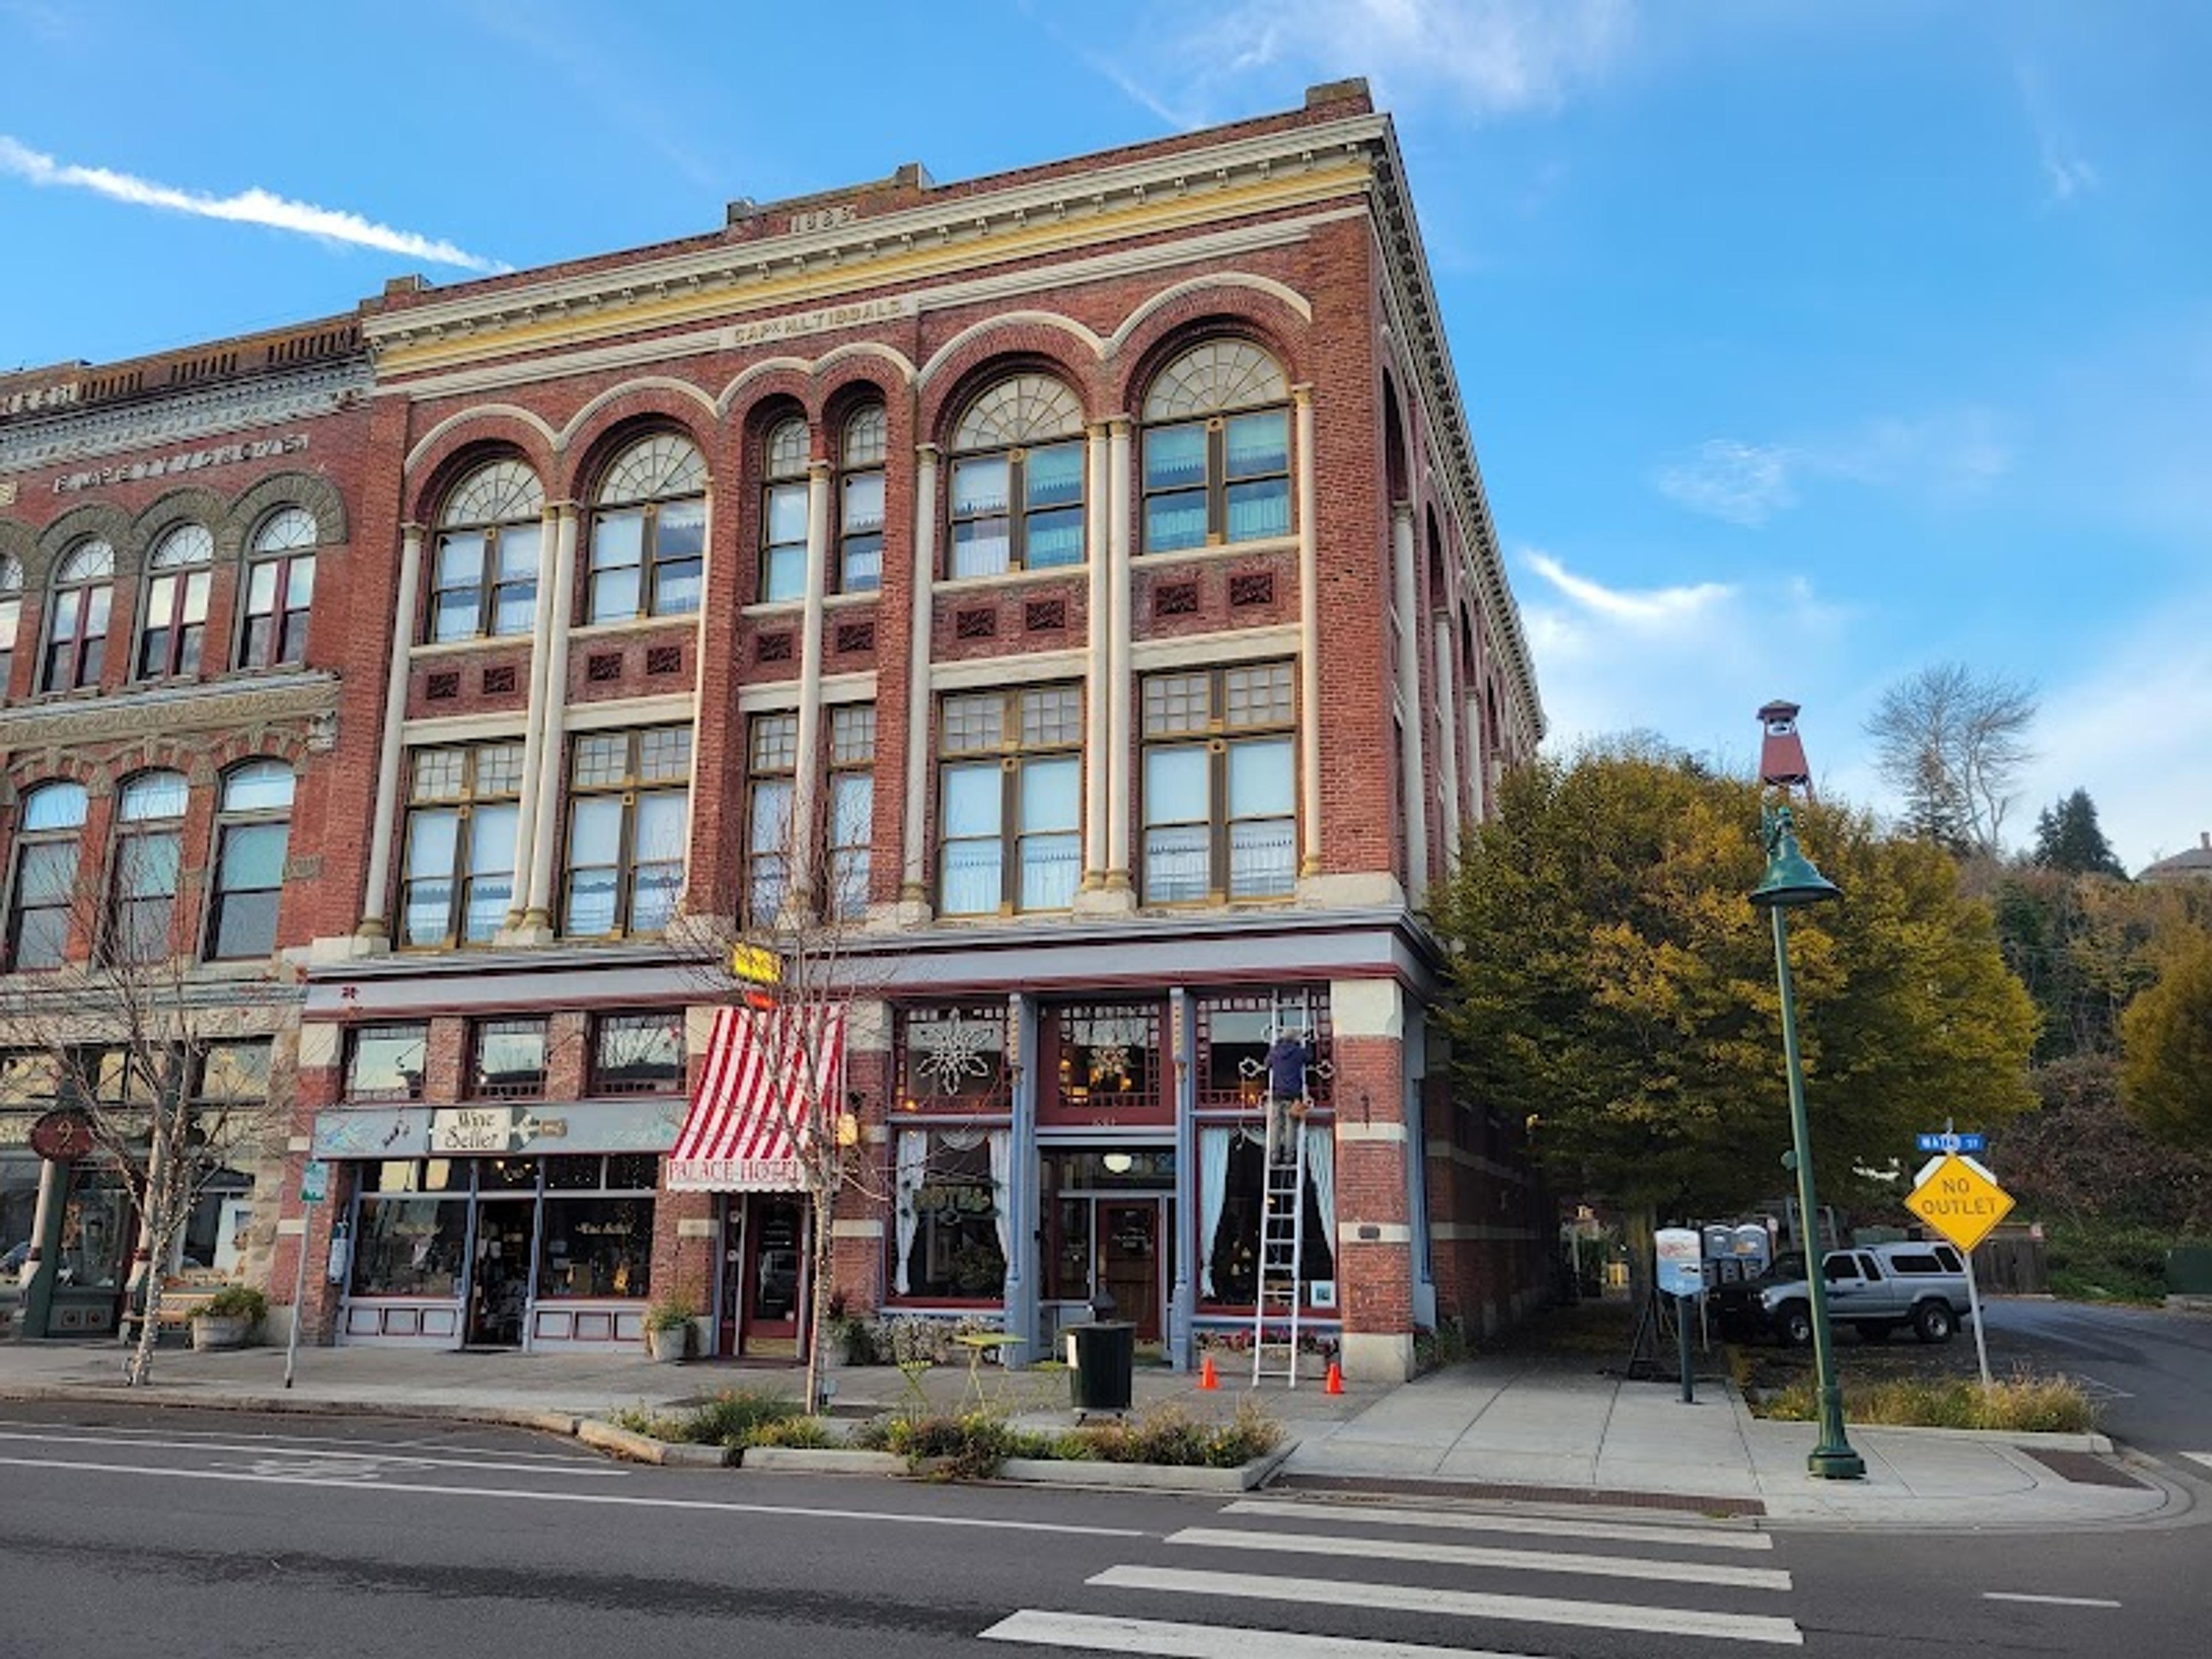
(6, 781), (87, 970)
(838, 404), (886, 594)
(586, 431), (707, 623)
(562, 726), (691, 937)
(827, 703), (874, 920)
(43, 539), (114, 691)
(0, 555), (21, 699)
(429, 459), (543, 643)
(242, 506), (317, 668)
(894, 1129), (1006, 1300)
(1199, 1124), (1336, 1306)
(1140, 660), (1297, 903)
(1141, 339), (1292, 553)
(946, 374), (1085, 578)
(758, 416), (810, 604)
(589, 1012), (685, 1094)
(399, 741), (525, 947)
(109, 770), (187, 964)
(137, 522), (213, 679)
(744, 713), (796, 927)
(206, 760), (293, 960)
(936, 683), (1082, 915)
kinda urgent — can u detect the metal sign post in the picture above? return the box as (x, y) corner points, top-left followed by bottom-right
(283, 1159), (327, 1392)
(1906, 1138), (2012, 1389)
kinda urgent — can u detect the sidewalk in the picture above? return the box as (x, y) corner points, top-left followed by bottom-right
(0, 1338), (2187, 1529)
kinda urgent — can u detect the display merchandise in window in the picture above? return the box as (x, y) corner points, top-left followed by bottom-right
(893, 1129), (1009, 1299)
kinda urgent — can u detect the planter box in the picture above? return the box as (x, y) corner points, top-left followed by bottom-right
(646, 1327), (688, 1362)
(191, 1315), (252, 1351)
(998, 1440), (1297, 1493)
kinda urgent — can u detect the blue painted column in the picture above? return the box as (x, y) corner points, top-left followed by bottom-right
(1404, 1006), (1438, 1331)
(1005, 990), (1040, 1368)
(1169, 985), (1196, 1372)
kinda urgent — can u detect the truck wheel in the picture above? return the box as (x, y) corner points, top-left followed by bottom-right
(1913, 1301), (1955, 1344)
(1778, 1304), (1813, 1347)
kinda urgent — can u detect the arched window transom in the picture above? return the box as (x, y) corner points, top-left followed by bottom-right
(949, 375), (1085, 578)
(588, 433), (707, 623)
(432, 460), (544, 643)
(1141, 340), (1292, 554)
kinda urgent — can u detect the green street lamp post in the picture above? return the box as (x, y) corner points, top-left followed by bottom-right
(1751, 800), (1866, 1480)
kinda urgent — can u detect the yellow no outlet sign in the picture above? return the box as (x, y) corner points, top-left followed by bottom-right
(1907, 1154), (2015, 1252)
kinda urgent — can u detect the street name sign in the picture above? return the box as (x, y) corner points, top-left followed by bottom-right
(1907, 1154), (2014, 1253)
(1916, 1131), (1986, 1154)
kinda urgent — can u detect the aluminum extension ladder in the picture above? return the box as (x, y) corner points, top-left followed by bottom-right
(1251, 1101), (1308, 1388)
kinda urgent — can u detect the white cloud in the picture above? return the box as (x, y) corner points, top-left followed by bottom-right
(0, 135), (506, 273)
(1523, 550), (1734, 628)
(1654, 409), (2011, 527)
(1089, 0), (1636, 128)
(2016, 62), (2099, 207)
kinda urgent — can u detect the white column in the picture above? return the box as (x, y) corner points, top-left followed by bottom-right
(787, 458), (832, 915)
(524, 505), (579, 927)
(1104, 416), (1134, 899)
(1392, 503), (1427, 906)
(1433, 615), (1461, 873)
(358, 524), (425, 937)
(1294, 387), (1322, 878)
(503, 502), (563, 932)
(1080, 423), (1111, 896)
(900, 445), (940, 911)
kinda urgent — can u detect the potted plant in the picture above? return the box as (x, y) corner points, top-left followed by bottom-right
(190, 1285), (268, 1351)
(643, 1295), (699, 1363)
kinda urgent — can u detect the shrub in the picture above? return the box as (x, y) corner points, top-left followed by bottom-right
(877, 1411), (1016, 1478)
(1058, 1400), (1285, 1469)
(198, 1286), (267, 1323)
(685, 1388), (808, 1448)
(643, 1295), (700, 1334)
(1758, 1373), (2097, 1434)
(746, 1415), (838, 1450)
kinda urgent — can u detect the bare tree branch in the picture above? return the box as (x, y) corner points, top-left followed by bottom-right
(1865, 662), (2038, 856)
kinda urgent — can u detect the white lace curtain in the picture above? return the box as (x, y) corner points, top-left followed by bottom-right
(893, 1130), (929, 1296)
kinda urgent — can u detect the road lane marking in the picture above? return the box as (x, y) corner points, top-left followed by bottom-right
(0, 1428), (628, 1478)
(0, 1416), (600, 1463)
(1086, 1566), (1804, 1646)
(1166, 1527), (1792, 1591)
(2183, 1453), (2212, 1474)
(982, 1608), (1554, 1657)
(1982, 1593), (2122, 1608)
(0, 1453), (1147, 1538)
(1223, 1498), (1775, 1551)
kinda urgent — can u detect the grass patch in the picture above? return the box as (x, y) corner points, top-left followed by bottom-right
(606, 1388), (830, 1450)
(854, 1399), (1285, 1479)
(1754, 1373), (2098, 1434)
(2044, 1218), (2210, 1304)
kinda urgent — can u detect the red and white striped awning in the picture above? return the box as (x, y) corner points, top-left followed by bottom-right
(666, 1005), (846, 1192)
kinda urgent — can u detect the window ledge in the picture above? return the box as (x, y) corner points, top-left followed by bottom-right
(824, 590), (880, 611)
(412, 635), (531, 660)
(1137, 534), (1300, 567)
(570, 612), (698, 641)
(741, 599), (805, 620)
(935, 564), (1087, 594)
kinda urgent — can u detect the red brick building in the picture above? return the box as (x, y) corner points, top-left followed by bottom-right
(4, 81), (1548, 1380)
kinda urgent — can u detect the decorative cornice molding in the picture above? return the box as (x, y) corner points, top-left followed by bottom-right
(0, 362), (370, 478)
(0, 671), (340, 750)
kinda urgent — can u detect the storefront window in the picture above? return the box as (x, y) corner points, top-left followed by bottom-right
(1195, 991), (1332, 1108)
(57, 1166), (134, 1290)
(538, 1196), (652, 1298)
(896, 1005), (1008, 1112)
(892, 1128), (1007, 1299)
(350, 1194), (468, 1297)
(1198, 1126), (1335, 1306)
(2, 1150), (43, 1281)
(1047, 1003), (1164, 1123)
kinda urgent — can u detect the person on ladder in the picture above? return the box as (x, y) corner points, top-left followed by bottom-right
(1263, 1026), (1314, 1159)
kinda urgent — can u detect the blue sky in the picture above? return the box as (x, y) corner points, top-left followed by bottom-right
(3, 1), (2205, 868)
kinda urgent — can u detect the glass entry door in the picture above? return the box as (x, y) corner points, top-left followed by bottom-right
(466, 1202), (535, 1347)
(741, 1196), (806, 1358)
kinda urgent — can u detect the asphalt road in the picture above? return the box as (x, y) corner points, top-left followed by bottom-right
(0, 1400), (2203, 1659)
(1979, 1297), (2212, 1479)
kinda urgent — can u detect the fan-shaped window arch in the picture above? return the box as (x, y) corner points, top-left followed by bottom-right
(138, 523), (215, 680)
(0, 555), (22, 701)
(44, 539), (115, 691)
(7, 780), (88, 969)
(111, 770), (189, 963)
(430, 459), (544, 644)
(838, 403), (887, 594)
(1141, 339), (1292, 553)
(948, 374), (1085, 578)
(207, 760), (294, 960)
(243, 506), (319, 668)
(587, 431), (706, 623)
(759, 416), (811, 604)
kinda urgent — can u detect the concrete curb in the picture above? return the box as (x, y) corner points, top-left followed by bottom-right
(742, 1448), (905, 1476)
(997, 1440), (1297, 1493)
(1851, 1423), (2115, 1453)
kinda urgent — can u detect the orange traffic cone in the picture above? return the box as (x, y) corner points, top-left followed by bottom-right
(1324, 1361), (1345, 1396)
(1198, 1354), (1219, 1391)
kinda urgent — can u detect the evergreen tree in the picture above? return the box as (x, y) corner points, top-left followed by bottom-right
(2032, 787), (2129, 879)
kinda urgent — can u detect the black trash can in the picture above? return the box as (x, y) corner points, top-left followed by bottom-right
(1065, 1320), (1136, 1414)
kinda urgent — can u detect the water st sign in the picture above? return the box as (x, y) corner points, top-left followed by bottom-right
(1907, 1154), (2014, 1253)
(1916, 1131), (1987, 1154)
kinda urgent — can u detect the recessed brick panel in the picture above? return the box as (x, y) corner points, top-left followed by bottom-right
(835, 620), (876, 655)
(481, 664), (518, 695)
(646, 645), (683, 676)
(1024, 597), (1067, 632)
(953, 605), (998, 640)
(585, 651), (623, 682)
(756, 631), (794, 664)
(426, 670), (460, 701)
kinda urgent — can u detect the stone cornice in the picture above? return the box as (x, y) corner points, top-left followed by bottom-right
(0, 362), (369, 479)
(362, 115), (1389, 370)
(0, 671), (340, 751)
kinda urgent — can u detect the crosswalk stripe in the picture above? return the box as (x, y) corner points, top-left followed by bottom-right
(1086, 1565), (1805, 1647)
(2182, 1453), (2212, 1474)
(1224, 1497), (1775, 1551)
(1166, 1526), (1792, 1592)
(980, 1608), (1556, 1657)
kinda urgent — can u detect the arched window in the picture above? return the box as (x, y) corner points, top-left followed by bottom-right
(1141, 339), (1291, 554)
(207, 760), (293, 960)
(111, 770), (188, 963)
(243, 506), (318, 668)
(6, 781), (88, 970)
(430, 460), (543, 643)
(838, 404), (887, 594)
(0, 556), (22, 699)
(137, 523), (214, 680)
(43, 539), (115, 691)
(948, 374), (1085, 578)
(757, 418), (810, 604)
(587, 432), (706, 623)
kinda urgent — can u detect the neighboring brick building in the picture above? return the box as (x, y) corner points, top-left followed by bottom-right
(3, 81), (1548, 1380)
